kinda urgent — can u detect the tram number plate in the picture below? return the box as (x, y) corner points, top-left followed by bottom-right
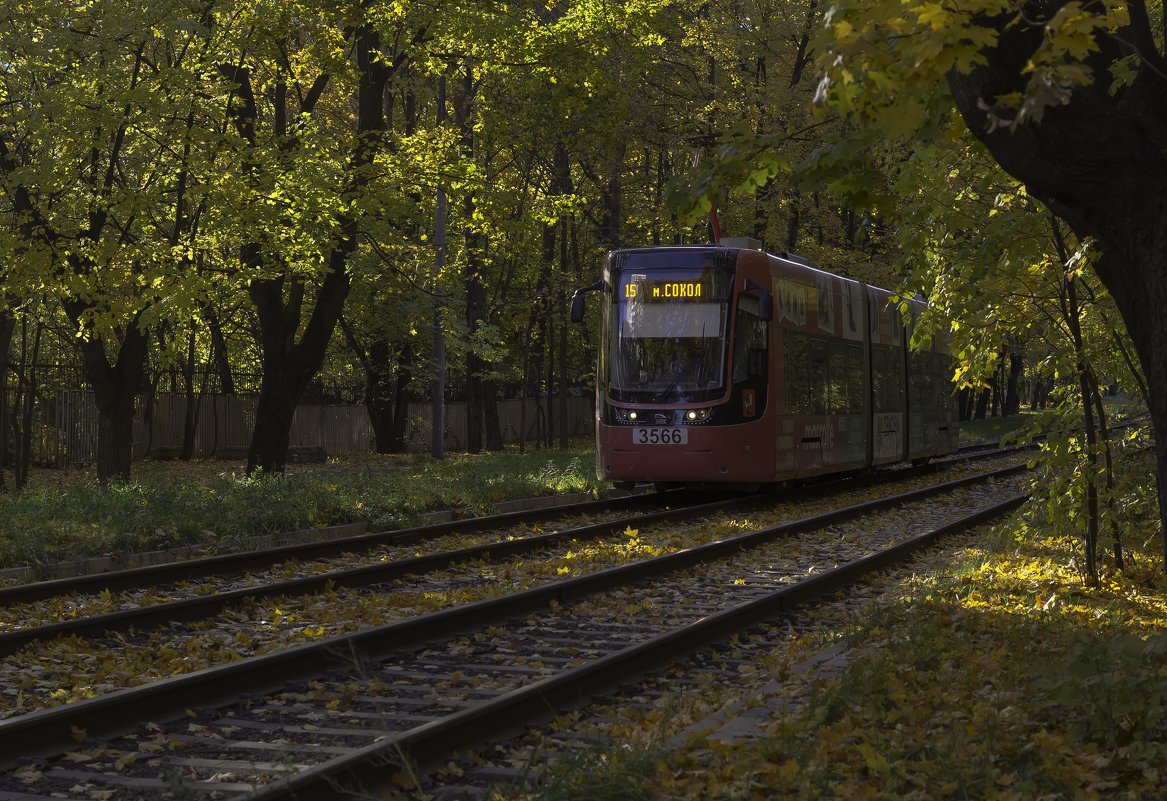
(632, 427), (688, 446)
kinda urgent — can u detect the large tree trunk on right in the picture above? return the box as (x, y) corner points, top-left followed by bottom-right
(946, 2), (1167, 556)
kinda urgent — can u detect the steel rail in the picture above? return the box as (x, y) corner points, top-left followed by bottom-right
(0, 454), (1026, 659)
(0, 440), (1020, 608)
(0, 462), (1026, 766)
(0, 492), (670, 606)
(248, 493), (1028, 800)
(0, 493), (766, 655)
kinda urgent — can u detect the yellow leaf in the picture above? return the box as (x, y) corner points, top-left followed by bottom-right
(859, 742), (890, 775)
(14, 765), (43, 783)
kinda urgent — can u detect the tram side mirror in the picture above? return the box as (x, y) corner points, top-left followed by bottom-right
(744, 279), (774, 321)
(570, 289), (587, 323)
(757, 291), (774, 321)
(569, 280), (604, 323)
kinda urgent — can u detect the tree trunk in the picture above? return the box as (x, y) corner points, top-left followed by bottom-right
(9, 316), (39, 489)
(1030, 378), (1049, 411)
(1089, 367), (1124, 571)
(558, 291), (569, 448)
(16, 326), (37, 489)
(1062, 270), (1100, 586)
(180, 329), (199, 460)
(0, 311), (13, 491)
(391, 340), (413, 452)
(974, 387), (990, 420)
(546, 313), (555, 448)
(465, 271), (486, 454)
(77, 321), (147, 482)
(250, 371), (296, 474)
(205, 307), (235, 394)
(484, 381), (503, 451)
(1004, 350), (1023, 417)
(431, 78), (449, 461)
(364, 336), (396, 454)
(246, 265), (353, 474)
(234, 24), (390, 474)
(455, 67), (486, 454)
(356, 332), (413, 455)
(432, 299), (446, 459)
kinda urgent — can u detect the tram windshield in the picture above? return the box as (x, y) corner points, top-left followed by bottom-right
(607, 262), (732, 403)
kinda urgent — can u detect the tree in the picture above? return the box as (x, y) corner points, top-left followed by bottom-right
(0, 0), (226, 481)
(215, 5), (431, 474)
(810, 0), (1167, 562)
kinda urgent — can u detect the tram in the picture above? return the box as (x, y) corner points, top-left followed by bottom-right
(570, 243), (959, 488)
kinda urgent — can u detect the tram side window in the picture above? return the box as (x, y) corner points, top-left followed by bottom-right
(733, 298), (768, 384)
(784, 333), (807, 414)
(929, 352), (955, 412)
(846, 343), (864, 413)
(872, 345), (904, 413)
(908, 350), (948, 414)
(786, 331), (857, 416)
(828, 341), (847, 414)
(809, 338), (829, 415)
(908, 350), (926, 410)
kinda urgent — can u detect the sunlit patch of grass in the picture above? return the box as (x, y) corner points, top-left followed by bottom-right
(669, 521), (1167, 801)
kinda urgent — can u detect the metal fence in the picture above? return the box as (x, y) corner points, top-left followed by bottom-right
(35, 390), (595, 466)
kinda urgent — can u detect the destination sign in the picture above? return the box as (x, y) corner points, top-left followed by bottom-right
(622, 278), (709, 302)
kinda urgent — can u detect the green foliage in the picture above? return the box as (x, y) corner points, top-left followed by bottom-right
(519, 742), (660, 801)
(1019, 407), (1159, 578)
(812, 0), (1130, 139)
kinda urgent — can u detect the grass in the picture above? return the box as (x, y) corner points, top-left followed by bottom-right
(0, 445), (604, 570)
(960, 397), (1145, 448)
(959, 410), (1041, 447)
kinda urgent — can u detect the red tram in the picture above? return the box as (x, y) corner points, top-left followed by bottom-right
(570, 244), (959, 489)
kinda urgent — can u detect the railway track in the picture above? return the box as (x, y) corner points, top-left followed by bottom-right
(0, 452), (1027, 720)
(0, 462), (1027, 800)
(0, 445), (1022, 651)
(0, 441), (1022, 607)
(0, 441), (1016, 603)
(0, 442), (1018, 606)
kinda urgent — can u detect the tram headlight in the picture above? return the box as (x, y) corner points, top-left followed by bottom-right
(614, 408), (639, 422)
(684, 408), (711, 423)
